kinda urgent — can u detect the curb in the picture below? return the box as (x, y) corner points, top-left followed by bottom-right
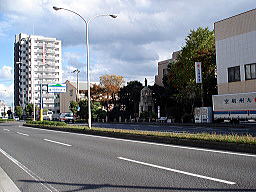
(0, 166), (21, 192)
(92, 122), (256, 128)
(24, 124), (256, 154)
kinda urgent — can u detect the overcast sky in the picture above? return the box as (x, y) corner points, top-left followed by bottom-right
(0, 0), (255, 105)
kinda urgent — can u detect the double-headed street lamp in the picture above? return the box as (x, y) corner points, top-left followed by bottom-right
(53, 6), (117, 128)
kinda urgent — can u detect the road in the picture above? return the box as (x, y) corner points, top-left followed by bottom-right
(92, 122), (256, 136)
(0, 122), (256, 191)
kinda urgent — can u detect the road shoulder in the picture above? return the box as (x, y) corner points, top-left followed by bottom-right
(0, 166), (21, 192)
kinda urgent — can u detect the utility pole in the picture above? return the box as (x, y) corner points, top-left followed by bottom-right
(72, 69), (80, 102)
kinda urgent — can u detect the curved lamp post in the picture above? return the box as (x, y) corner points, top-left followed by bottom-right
(53, 6), (117, 128)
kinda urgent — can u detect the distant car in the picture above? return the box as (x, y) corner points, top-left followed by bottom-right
(59, 112), (75, 123)
(43, 111), (53, 121)
(14, 116), (19, 121)
(1, 117), (8, 120)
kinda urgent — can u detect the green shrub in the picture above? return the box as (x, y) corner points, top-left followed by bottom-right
(0, 119), (14, 122)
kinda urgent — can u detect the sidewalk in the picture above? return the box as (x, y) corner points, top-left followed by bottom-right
(0, 166), (20, 192)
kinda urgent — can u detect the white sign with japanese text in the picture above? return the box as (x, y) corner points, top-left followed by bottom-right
(195, 62), (202, 84)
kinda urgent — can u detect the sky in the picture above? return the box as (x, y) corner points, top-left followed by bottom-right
(0, 0), (255, 105)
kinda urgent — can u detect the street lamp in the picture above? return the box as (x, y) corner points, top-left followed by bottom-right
(53, 6), (117, 128)
(72, 69), (80, 102)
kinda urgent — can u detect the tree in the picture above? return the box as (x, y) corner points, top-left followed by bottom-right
(7, 110), (12, 118)
(77, 100), (88, 120)
(119, 81), (143, 118)
(91, 102), (106, 120)
(15, 106), (23, 119)
(90, 83), (105, 102)
(167, 27), (217, 121)
(69, 101), (78, 116)
(25, 104), (34, 118)
(100, 74), (125, 111)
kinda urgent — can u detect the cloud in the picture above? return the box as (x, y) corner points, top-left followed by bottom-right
(1, 0), (256, 86)
(0, 83), (13, 105)
(0, 65), (13, 80)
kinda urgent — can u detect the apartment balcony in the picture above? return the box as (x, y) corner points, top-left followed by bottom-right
(35, 68), (58, 73)
(42, 75), (59, 79)
(43, 93), (55, 98)
(46, 50), (55, 54)
(35, 43), (43, 47)
(43, 99), (55, 104)
(46, 44), (55, 48)
(41, 81), (56, 84)
(45, 56), (55, 60)
(34, 49), (43, 53)
(36, 56), (43, 59)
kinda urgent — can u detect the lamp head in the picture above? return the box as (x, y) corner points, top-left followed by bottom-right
(53, 6), (62, 11)
(109, 14), (117, 18)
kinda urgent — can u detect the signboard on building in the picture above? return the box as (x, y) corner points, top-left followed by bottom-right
(48, 83), (66, 93)
(212, 92), (256, 111)
(195, 62), (202, 83)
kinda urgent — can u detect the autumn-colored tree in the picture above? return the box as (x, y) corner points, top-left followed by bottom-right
(90, 83), (105, 102)
(100, 74), (125, 111)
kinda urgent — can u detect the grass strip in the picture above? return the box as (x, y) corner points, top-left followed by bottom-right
(24, 121), (256, 154)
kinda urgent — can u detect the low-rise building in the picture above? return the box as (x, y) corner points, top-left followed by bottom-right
(59, 80), (88, 113)
(155, 51), (179, 86)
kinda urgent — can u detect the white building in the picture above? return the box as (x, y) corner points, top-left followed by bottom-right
(215, 9), (256, 94)
(14, 33), (62, 114)
(0, 100), (11, 118)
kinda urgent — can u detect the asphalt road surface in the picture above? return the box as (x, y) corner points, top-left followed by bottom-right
(0, 122), (256, 191)
(92, 122), (256, 136)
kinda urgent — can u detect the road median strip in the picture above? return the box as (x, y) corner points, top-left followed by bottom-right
(23, 122), (256, 154)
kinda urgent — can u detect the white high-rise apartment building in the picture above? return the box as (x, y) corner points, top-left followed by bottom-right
(14, 33), (62, 114)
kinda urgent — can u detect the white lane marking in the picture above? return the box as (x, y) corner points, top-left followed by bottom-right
(20, 125), (256, 158)
(0, 147), (58, 192)
(43, 139), (72, 147)
(17, 132), (29, 136)
(118, 157), (236, 185)
(3, 129), (10, 131)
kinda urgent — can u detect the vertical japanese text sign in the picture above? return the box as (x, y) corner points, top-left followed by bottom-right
(195, 62), (202, 84)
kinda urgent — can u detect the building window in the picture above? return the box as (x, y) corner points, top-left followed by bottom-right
(245, 63), (256, 80)
(228, 66), (240, 82)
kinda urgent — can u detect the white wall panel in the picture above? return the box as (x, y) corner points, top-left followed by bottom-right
(216, 31), (256, 84)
